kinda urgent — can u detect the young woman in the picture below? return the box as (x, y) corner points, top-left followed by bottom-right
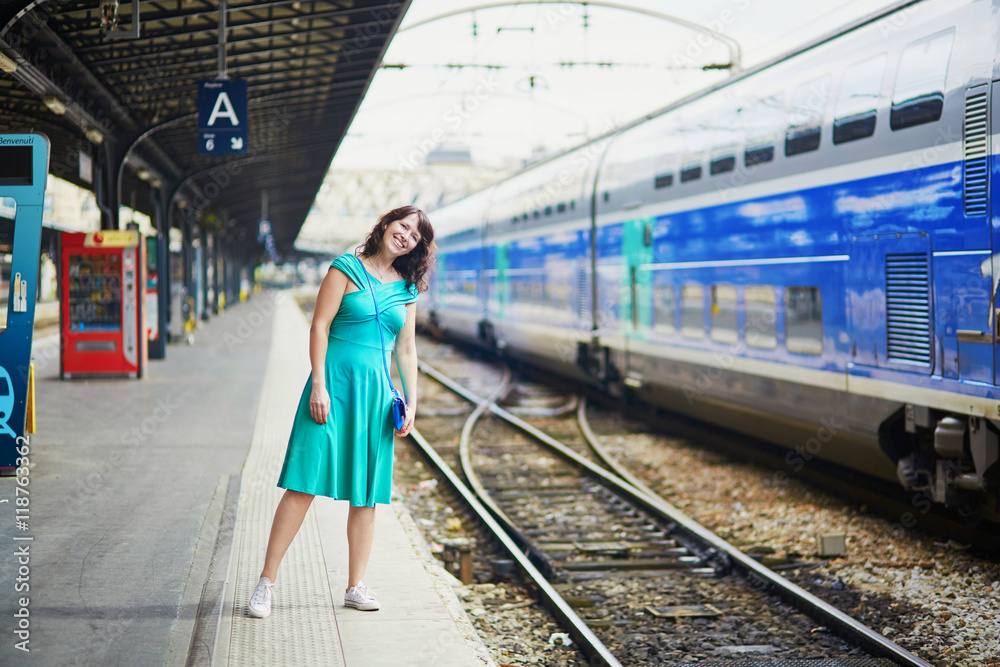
(248, 206), (435, 617)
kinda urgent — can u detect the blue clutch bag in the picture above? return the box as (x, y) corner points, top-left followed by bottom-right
(390, 390), (406, 431)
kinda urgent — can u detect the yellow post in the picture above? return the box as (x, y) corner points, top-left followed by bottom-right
(25, 363), (36, 434)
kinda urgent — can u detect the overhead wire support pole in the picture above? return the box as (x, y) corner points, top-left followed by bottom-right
(399, 1), (743, 74)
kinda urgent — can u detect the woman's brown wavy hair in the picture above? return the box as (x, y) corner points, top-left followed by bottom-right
(356, 206), (436, 292)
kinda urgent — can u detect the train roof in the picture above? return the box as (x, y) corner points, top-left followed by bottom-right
(430, 0), (925, 213)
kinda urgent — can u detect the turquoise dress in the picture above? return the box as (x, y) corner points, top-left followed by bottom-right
(277, 254), (418, 506)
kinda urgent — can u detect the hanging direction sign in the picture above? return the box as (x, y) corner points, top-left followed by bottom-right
(198, 79), (248, 155)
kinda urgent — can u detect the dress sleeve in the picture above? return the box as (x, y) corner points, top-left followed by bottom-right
(330, 254), (367, 287)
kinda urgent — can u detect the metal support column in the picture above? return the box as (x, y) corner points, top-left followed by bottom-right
(95, 141), (124, 230)
(212, 231), (222, 314)
(200, 225), (211, 320)
(178, 209), (195, 339)
(149, 187), (168, 359)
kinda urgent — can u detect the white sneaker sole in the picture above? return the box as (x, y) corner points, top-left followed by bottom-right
(343, 599), (380, 611)
(247, 603), (271, 618)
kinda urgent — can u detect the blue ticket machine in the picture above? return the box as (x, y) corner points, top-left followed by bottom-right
(0, 134), (49, 471)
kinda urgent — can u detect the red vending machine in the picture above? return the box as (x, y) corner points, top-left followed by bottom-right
(60, 230), (147, 378)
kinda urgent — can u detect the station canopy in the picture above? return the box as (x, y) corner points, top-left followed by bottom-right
(0, 0), (410, 256)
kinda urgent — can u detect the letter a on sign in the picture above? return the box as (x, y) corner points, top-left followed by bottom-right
(198, 79), (248, 154)
(207, 93), (239, 126)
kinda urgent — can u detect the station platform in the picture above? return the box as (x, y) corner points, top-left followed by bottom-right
(0, 292), (495, 667)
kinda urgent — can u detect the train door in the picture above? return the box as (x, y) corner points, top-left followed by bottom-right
(989, 82), (1000, 385)
(848, 232), (934, 375)
(489, 243), (508, 347)
(623, 214), (654, 372)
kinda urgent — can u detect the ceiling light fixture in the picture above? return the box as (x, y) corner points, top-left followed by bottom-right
(0, 52), (16, 73)
(43, 96), (67, 115)
(85, 127), (104, 144)
(136, 167), (151, 181)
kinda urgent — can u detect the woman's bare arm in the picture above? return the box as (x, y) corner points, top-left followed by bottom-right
(393, 302), (418, 435)
(308, 267), (349, 424)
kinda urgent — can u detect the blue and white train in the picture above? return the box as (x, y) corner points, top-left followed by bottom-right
(425, 0), (1000, 519)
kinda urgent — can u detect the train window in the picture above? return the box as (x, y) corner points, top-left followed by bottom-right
(710, 144), (737, 176)
(653, 283), (675, 335)
(785, 76), (831, 156)
(785, 286), (823, 355)
(710, 155), (736, 175)
(570, 200), (575, 210)
(745, 285), (777, 349)
(544, 205), (553, 216)
(833, 53), (886, 145)
(557, 202), (567, 213)
(680, 151), (703, 183)
(891, 30), (954, 131)
(603, 192), (610, 202)
(786, 128), (821, 156)
(744, 145), (774, 166)
(533, 210), (540, 219)
(681, 284), (705, 339)
(710, 284), (738, 343)
(654, 173), (674, 189)
(680, 166), (702, 183)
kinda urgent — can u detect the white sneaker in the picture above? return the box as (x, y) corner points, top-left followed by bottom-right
(248, 577), (274, 618)
(344, 581), (380, 611)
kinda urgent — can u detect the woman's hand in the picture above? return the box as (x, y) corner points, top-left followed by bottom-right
(395, 405), (415, 437)
(310, 384), (331, 424)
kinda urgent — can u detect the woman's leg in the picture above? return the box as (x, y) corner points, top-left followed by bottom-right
(260, 489), (315, 582)
(346, 505), (376, 588)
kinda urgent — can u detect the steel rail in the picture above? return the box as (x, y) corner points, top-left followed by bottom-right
(418, 360), (935, 667)
(406, 427), (623, 667)
(456, 368), (515, 527)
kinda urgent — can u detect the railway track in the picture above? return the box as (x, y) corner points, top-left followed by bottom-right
(409, 349), (934, 667)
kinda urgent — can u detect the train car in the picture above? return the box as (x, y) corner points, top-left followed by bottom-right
(426, 0), (1000, 520)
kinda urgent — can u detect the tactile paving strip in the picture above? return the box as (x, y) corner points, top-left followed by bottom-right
(224, 295), (346, 666)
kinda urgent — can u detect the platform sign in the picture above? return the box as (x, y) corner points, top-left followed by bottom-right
(0, 133), (49, 471)
(198, 79), (248, 155)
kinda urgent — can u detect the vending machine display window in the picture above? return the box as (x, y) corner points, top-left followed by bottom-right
(68, 253), (122, 331)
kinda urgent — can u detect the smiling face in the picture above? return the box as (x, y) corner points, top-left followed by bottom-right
(381, 213), (423, 259)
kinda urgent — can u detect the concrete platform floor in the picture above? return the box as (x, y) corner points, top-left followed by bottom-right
(0, 291), (493, 667)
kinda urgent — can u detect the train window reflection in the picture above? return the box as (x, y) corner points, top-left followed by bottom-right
(710, 155), (736, 175)
(785, 127), (821, 156)
(710, 284), (738, 343)
(891, 30), (954, 131)
(745, 145), (774, 166)
(680, 165), (702, 183)
(785, 76), (831, 156)
(785, 286), (823, 355)
(654, 173), (674, 189)
(834, 53), (886, 144)
(653, 283), (675, 335)
(745, 285), (777, 349)
(681, 284), (705, 339)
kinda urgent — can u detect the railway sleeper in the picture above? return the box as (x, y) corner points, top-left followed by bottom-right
(555, 557), (697, 571)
